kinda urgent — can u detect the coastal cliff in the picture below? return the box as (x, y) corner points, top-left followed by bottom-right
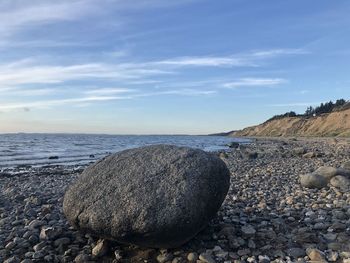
(230, 105), (350, 137)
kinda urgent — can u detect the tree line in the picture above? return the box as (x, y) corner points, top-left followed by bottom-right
(266, 99), (347, 122)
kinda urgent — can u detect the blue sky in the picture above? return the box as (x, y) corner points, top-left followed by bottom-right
(0, 0), (349, 134)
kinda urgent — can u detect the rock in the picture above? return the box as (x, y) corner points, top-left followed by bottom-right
(314, 166), (341, 181)
(156, 252), (173, 263)
(74, 253), (91, 263)
(63, 145), (230, 248)
(54, 237), (70, 247)
(27, 219), (44, 230)
(92, 239), (108, 258)
(306, 248), (325, 261)
(303, 152), (316, 158)
(293, 147), (306, 156)
(241, 224), (256, 237)
(326, 251), (338, 262)
(187, 252), (198, 262)
(246, 151), (258, 159)
(4, 256), (20, 263)
(199, 253), (215, 263)
(330, 175), (350, 189)
(300, 173), (327, 189)
(287, 247), (305, 258)
(39, 226), (61, 240)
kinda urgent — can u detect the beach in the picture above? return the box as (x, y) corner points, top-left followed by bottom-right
(1, 137), (350, 263)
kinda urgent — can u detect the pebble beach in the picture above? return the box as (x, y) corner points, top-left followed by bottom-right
(1, 137), (350, 263)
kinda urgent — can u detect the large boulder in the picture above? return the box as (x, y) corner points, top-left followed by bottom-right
(63, 145), (230, 248)
(300, 173), (327, 189)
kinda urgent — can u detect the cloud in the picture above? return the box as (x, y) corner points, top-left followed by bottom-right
(155, 56), (252, 67)
(0, 95), (132, 111)
(0, 61), (172, 87)
(223, 78), (287, 88)
(151, 48), (307, 68)
(85, 88), (137, 95)
(250, 48), (309, 58)
(0, 1), (98, 36)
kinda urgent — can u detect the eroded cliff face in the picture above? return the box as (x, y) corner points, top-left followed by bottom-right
(230, 108), (350, 137)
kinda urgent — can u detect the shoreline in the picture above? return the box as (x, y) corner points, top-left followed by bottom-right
(1, 138), (350, 262)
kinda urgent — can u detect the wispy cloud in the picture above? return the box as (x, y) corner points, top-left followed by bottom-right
(0, 95), (132, 111)
(155, 56), (252, 67)
(223, 78), (287, 88)
(0, 61), (172, 87)
(250, 48), (309, 58)
(85, 88), (137, 95)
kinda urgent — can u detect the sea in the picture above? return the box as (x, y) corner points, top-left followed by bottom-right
(0, 133), (249, 169)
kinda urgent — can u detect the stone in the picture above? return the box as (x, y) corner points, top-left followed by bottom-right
(54, 237), (70, 247)
(156, 252), (173, 263)
(300, 173), (327, 189)
(92, 239), (108, 258)
(39, 226), (61, 240)
(199, 253), (215, 263)
(303, 152), (316, 158)
(330, 175), (350, 189)
(74, 253), (91, 263)
(63, 145), (230, 248)
(241, 225), (256, 237)
(4, 256), (20, 263)
(293, 147), (306, 156)
(287, 247), (305, 258)
(306, 248), (325, 261)
(187, 252), (198, 262)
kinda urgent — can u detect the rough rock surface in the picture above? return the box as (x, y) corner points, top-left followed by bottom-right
(63, 145), (230, 248)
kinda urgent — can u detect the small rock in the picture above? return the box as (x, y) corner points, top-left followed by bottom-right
(306, 248), (325, 261)
(300, 173), (327, 189)
(187, 252), (198, 262)
(287, 247), (305, 258)
(199, 253), (215, 263)
(241, 224), (256, 237)
(92, 239), (108, 258)
(156, 252), (173, 263)
(74, 254), (91, 263)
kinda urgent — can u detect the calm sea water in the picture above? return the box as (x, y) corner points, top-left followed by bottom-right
(0, 133), (249, 169)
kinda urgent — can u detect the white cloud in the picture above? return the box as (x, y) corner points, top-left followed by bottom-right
(223, 78), (287, 88)
(85, 88), (137, 95)
(0, 95), (131, 111)
(155, 56), (252, 67)
(0, 61), (172, 87)
(250, 49), (309, 58)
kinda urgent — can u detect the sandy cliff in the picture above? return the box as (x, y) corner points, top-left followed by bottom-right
(230, 107), (350, 137)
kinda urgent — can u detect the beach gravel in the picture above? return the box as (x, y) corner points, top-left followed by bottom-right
(1, 137), (350, 262)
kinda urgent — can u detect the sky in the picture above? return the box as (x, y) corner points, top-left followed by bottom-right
(0, 0), (349, 134)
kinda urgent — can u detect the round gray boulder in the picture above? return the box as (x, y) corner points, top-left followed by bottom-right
(300, 173), (327, 189)
(63, 145), (230, 248)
